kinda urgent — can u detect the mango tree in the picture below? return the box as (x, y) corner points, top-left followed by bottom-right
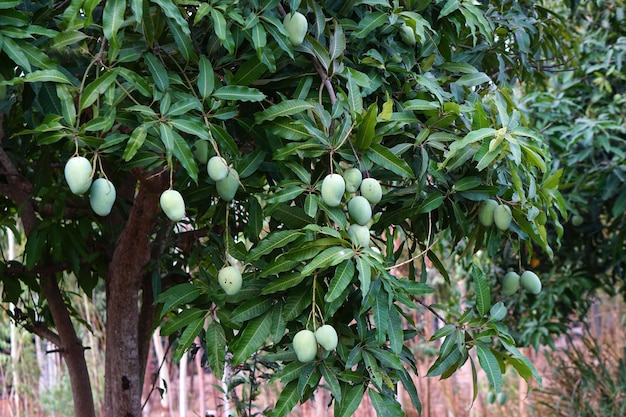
(0, 0), (567, 416)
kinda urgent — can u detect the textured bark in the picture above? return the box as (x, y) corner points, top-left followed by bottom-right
(104, 173), (166, 417)
(40, 274), (96, 417)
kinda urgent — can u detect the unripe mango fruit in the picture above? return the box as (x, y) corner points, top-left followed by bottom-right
(360, 178), (382, 204)
(348, 224), (370, 248)
(218, 266), (242, 295)
(193, 140), (209, 164)
(64, 156), (93, 195)
(89, 178), (116, 216)
(571, 214), (583, 227)
(216, 168), (239, 201)
(399, 23), (416, 46)
(520, 270), (541, 294)
(207, 156), (229, 182)
(478, 199), (498, 227)
(160, 189), (185, 222)
(502, 271), (520, 296)
(315, 324), (338, 351)
(348, 196), (372, 226)
(321, 173), (345, 207)
(293, 329), (317, 363)
(497, 392), (507, 405)
(283, 12), (308, 47)
(343, 168), (362, 193)
(493, 204), (512, 231)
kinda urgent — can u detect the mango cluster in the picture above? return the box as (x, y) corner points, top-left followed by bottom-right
(320, 168), (383, 249)
(292, 324), (338, 363)
(64, 156), (116, 217)
(501, 270), (542, 295)
(479, 199), (512, 231)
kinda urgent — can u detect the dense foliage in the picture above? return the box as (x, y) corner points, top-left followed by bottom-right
(0, 0), (595, 415)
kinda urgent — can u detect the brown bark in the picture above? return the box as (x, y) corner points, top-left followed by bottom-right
(104, 171), (166, 417)
(0, 143), (96, 417)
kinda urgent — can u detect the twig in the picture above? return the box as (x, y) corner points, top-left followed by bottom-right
(414, 297), (448, 325)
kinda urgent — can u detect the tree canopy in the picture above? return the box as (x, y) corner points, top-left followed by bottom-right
(2, 0), (615, 416)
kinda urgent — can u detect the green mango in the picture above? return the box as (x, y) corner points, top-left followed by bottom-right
(321, 173), (345, 207)
(315, 324), (338, 351)
(520, 270), (542, 294)
(283, 12), (308, 47)
(360, 178), (382, 204)
(478, 199), (498, 227)
(160, 189), (185, 222)
(89, 178), (116, 216)
(216, 169), (239, 201)
(293, 329), (317, 363)
(64, 156), (93, 195)
(502, 271), (520, 295)
(348, 196), (372, 226)
(218, 266), (242, 295)
(493, 204), (512, 231)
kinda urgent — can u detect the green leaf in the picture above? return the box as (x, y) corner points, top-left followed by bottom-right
(170, 118), (209, 141)
(353, 12), (387, 39)
(156, 283), (203, 319)
(334, 384), (364, 417)
(489, 301), (507, 321)
(56, 84), (76, 127)
(372, 290), (390, 346)
(160, 308), (205, 336)
(230, 313), (272, 365)
(49, 30), (88, 49)
(399, 368), (422, 413)
(426, 346), (462, 377)
(171, 129), (199, 183)
(122, 125), (149, 160)
(261, 272), (306, 294)
(247, 230), (303, 262)
(144, 52), (169, 91)
(301, 246), (354, 277)
(210, 7), (227, 41)
(173, 314), (205, 361)
(328, 22), (346, 61)
(198, 55), (215, 99)
(346, 68), (363, 115)
(283, 287), (311, 321)
(321, 363), (342, 403)
(418, 191), (445, 213)
(79, 69), (119, 111)
(24, 69), (72, 84)
(265, 186), (305, 205)
(387, 305), (403, 354)
(102, 0), (126, 48)
(159, 122), (174, 158)
(355, 255), (372, 296)
(353, 103), (377, 150)
(205, 322), (226, 380)
(212, 85), (266, 102)
(367, 143), (415, 178)
(325, 259), (355, 302)
(472, 263), (490, 316)
(271, 380), (299, 417)
(165, 97), (202, 117)
(255, 100), (315, 124)
(455, 72), (491, 87)
(369, 389), (404, 417)
(230, 297), (273, 323)
(476, 345), (502, 393)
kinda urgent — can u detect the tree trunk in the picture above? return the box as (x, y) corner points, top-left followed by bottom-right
(104, 175), (166, 417)
(40, 274), (96, 417)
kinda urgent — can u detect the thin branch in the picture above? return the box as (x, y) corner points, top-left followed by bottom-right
(414, 297), (448, 326)
(22, 321), (62, 348)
